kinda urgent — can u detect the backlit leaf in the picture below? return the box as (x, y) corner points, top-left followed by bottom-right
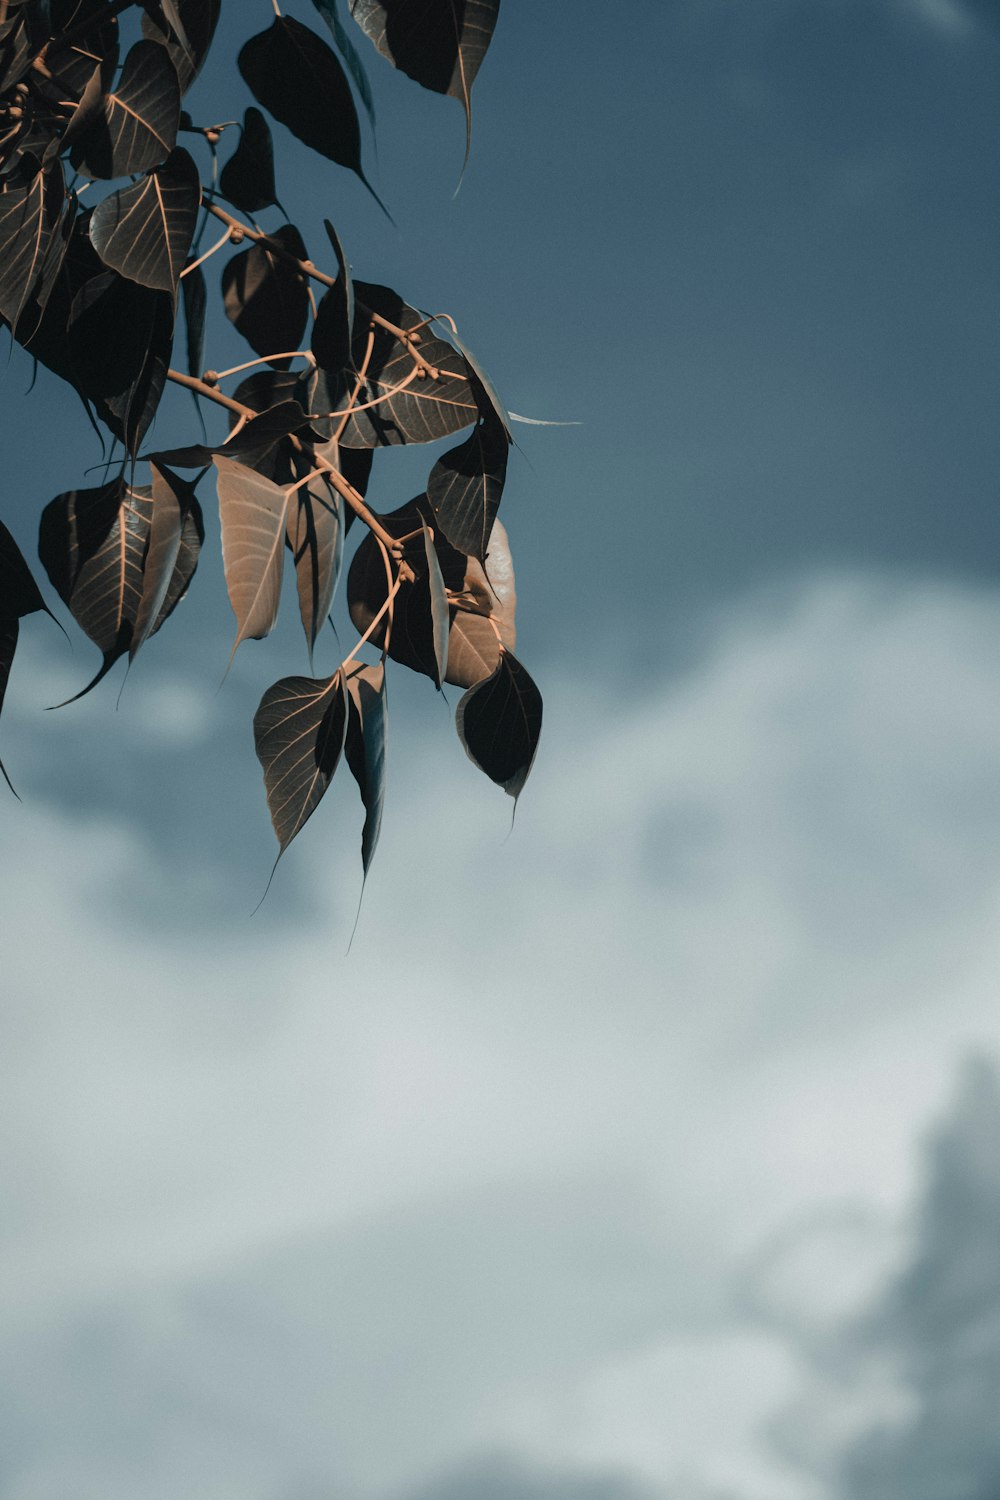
(0, 159), (66, 328)
(427, 398), (508, 562)
(455, 648), (541, 801)
(287, 472), (345, 660)
(72, 39), (180, 179)
(215, 455), (290, 659)
(344, 660), (386, 876)
(253, 667), (348, 852)
(131, 462), (203, 657)
(422, 518), (448, 688)
(90, 145), (200, 294)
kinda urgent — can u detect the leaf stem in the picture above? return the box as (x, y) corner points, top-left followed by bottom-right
(180, 225), (233, 279)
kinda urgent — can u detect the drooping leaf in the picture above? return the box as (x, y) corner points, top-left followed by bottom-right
(455, 648), (541, 801)
(69, 268), (175, 453)
(222, 224), (309, 369)
(348, 0), (499, 150)
(426, 398), (508, 562)
(422, 519), (448, 688)
(180, 256), (205, 377)
(215, 455), (290, 659)
(237, 16), (386, 212)
(310, 0), (376, 131)
(344, 660), (386, 875)
(90, 145), (200, 294)
(0, 159), (66, 329)
(253, 667), (349, 853)
(311, 280), (476, 446)
(130, 462), (203, 657)
(72, 38), (180, 179)
(37, 476), (200, 700)
(0, 520), (50, 621)
(146, 399), (313, 469)
(446, 327), (512, 438)
(0, 618), (20, 795)
(141, 0), (220, 93)
(287, 472), (345, 660)
(57, 61), (107, 156)
(310, 218), (354, 376)
(347, 498), (515, 687)
(219, 107), (278, 216)
(229, 368), (310, 484)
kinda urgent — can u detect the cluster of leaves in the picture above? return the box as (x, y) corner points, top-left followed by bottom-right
(0, 0), (542, 883)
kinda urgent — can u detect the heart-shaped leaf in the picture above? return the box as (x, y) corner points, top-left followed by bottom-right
(222, 224), (309, 369)
(90, 145), (200, 294)
(253, 666), (349, 852)
(215, 455), (290, 660)
(238, 16), (386, 211)
(427, 397), (508, 562)
(0, 159), (66, 328)
(311, 280), (476, 446)
(72, 38), (180, 179)
(344, 660), (386, 875)
(219, 107), (278, 215)
(287, 472), (345, 660)
(130, 462), (204, 658)
(455, 648), (541, 801)
(69, 268), (175, 453)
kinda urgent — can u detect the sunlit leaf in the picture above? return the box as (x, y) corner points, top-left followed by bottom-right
(72, 38), (180, 179)
(253, 666), (348, 852)
(455, 648), (541, 800)
(344, 660), (386, 875)
(215, 455), (290, 658)
(90, 145), (200, 294)
(219, 107), (278, 215)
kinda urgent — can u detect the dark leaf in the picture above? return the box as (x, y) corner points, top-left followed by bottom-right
(422, 519), (448, 688)
(455, 648), (541, 801)
(215, 455), (290, 658)
(222, 223), (309, 369)
(344, 660), (386, 875)
(45, 4), (120, 101)
(287, 471), (345, 660)
(311, 280), (476, 446)
(90, 145), (200, 294)
(348, 0), (499, 151)
(310, 0), (376, 130)
(37, 475), (199, 700)
(180, 256), (205, 377)
(130, 461), (203, 657)
(347, 498), (515, 687)
(0, 15), (31, 94)
(253, 667), (348, 853)
(310, 218), (354, 375)
(57, 62), (107, 156)
(146, 399), (313, 469)
(0, 159), (65, 328)
(448, 327), (511, 438)
(427, 398), (508, 562)
(219, 107), (278, 216)
(238, 16), (386, 212)
(0, 520), (50, 621)
(69, 269), (175, 452)
(72, 39), (180, 179)
(0, 618), (20, 795)
(141, 0), (220, 93)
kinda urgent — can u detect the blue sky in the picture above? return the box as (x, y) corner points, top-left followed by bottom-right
(3, 2), (1000, 1497)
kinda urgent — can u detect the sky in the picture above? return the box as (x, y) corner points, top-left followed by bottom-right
(3, 1), (1000, 1497)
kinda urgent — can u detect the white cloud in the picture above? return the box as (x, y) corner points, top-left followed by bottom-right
(3, 571), (1000, 1497)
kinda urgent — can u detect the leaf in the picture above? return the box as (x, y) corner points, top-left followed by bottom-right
(287, 472), (345, 660)
(219, 107), (278, 216)
(455, 649), (541, 801)
(72, 39), (180, 179)
(69, 269), (175, 453)
(181, 256), (205, 377)
(422, 519), (448, 688)
(141, 0), (220, 93)
(146, 398), (314, 469)
(0, 159), (66, 329)
(238, 16), (387, 213)
(348, 0), (499, 151)
(90, 145), (200, 294)
(426, 399), (508, 562)
(0, 618), (21, 795)
(215, 455), (290, 659)
(37, 476), (200, 700)
(253, 667), (348, 853)
(311, 280), (476, 446)
(446, 326), (511, 438)
(0, 521), (50, 621)
(310, 218), (354, 376)
(130, 462), (203, 657)
(344, 661), (386, 875)
(310, 0), (376, 132)
(347, 498), (515, 688)
(222, 224), (309, 369)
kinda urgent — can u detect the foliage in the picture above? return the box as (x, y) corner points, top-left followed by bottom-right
(0, 0), (542, 882)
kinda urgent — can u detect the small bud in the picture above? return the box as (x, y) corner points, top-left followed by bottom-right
(202, 370), (219, 387)
(205, 129), (221, 145)
(229, 227), (245, 245)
